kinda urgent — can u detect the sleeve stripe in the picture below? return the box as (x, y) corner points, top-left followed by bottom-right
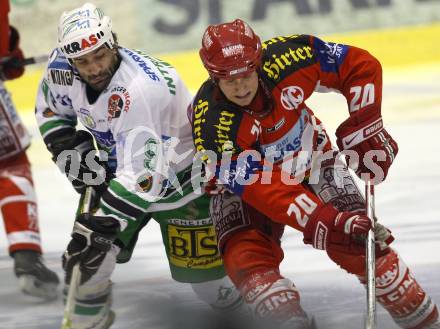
(108, 180), (151, 209)
(101, 189), (144, 220)
(107, 188), (147, 213)
(100, 199), (137, 223)
(39, 119), (76, 137)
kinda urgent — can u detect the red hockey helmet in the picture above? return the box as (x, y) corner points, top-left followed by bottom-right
(199, 19), (262, 79)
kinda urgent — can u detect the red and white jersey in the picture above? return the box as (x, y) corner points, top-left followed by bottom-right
(0, 82), (31, 162)
(0, 0), (30, 162)
(191, 34), (382, 230)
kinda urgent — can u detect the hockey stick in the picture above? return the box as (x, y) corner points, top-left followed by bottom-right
(0, 54), (48, 67)
(365, 179), (376, 329)
(21, 55), (48, 66)
(60, 187), (94, 329)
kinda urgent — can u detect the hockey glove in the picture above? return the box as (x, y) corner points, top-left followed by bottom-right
(63, 213), (120, 284)
(0, 26), (25, 80)
(303, 203), (372, 255)
(336, 111), (398, 184)
(47, 130), (113, 194)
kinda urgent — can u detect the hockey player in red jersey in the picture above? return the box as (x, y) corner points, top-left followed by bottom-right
(0, 0), (59, 299)
(190, 19), (439, 328)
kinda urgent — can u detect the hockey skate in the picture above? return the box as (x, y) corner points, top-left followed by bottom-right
(13, 250), (60, 300)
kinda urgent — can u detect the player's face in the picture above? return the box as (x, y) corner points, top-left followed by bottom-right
(218, 71), (259, 107)
(72, 46), (119, 92)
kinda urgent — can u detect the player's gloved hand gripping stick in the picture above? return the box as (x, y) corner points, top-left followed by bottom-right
(60, 186), (119, 329)
(61, 187), (92, 329)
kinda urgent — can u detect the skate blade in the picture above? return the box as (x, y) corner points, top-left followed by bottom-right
(18, 274), (59, 300)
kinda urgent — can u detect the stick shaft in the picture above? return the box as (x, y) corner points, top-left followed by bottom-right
(60, 187), (93, 329)
(365, 180), (376, 329)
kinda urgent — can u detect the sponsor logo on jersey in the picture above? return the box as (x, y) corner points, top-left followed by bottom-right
(281, 86), (304, 110)
(215, 110), (236, 153)
(210, 195), (250, 248)
(260, 109), (308, 162)
(322, 42), (345, 63)
(315, 40), (349, 73)
(107, 86), (131, 122)
(49, 69), (73, 85)
(79, 108), (96, 128)
(144, 55), (176, 95)
(167, 224), (222, 269)
(262, 39), (314, 81)
(122, 49), (160, 82)
(266, 117), (286, 133)
(168, 218), (212, 226)
(262, 35), (299, 49)
(192, 99), (209, 153)
(62, 32), (104, 56)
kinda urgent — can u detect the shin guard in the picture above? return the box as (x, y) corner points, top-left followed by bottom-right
(360, 249), (438, 329)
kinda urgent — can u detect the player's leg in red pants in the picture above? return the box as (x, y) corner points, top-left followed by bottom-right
(0, 152), (41, 254)
(328, 249), (438, 329)
(308, 154), (439, 329)
(211, 192), (312, 328)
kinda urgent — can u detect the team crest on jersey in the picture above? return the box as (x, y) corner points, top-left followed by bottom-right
(107, 86), (131, 122)
(108, 94), (123, 120)
(136, 174), (153, 193)
(280, 86), (304, 110)
(79, 108), (96, 128)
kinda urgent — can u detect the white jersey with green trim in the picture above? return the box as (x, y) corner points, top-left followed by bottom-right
(35, 47), (200, 229)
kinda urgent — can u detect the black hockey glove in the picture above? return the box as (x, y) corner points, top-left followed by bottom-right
(62, 213), (120, 284)
(46, 130), (113, 194)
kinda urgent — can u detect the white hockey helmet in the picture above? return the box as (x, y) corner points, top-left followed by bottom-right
(58, 3), (115, 59)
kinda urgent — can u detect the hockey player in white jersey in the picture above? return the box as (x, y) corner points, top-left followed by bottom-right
(35, 3), (245, 329)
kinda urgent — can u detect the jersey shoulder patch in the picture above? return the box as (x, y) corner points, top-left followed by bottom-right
(47, 48), (75, 86)
(312, 37), (350, 73)
(261, 35), (317, 83)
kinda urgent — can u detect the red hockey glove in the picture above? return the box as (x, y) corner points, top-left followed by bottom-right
(303, 203), (372, 255)
(336, 111), (398, 184)
(1, 26), (25, 80)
